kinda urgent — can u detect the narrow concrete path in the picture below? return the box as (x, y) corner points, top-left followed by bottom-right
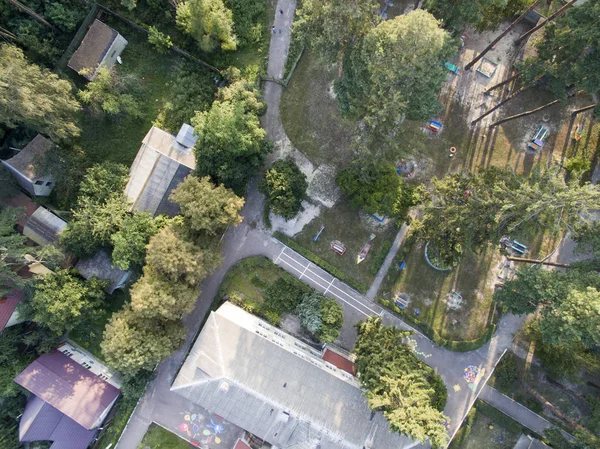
(479, 385), (572, 440)
(366, 223), (409, 300)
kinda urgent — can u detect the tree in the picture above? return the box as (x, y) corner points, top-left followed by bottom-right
(224, 0), (266, 46)
(354, 318), (449, 448)
(318, 297), (344, 343)
(260, 159), (308, 219)
(129, 268), (198, 320)
(337, 160), (416, 218)
(539, 287), (600, 349)
(78, 162), (129, 204)
(170, 176), (244, 236)
(192, 78), (271, 194)
(297, 292), (323, 334)
(78, 67), (143, 118)
(176, 0), (237, 52)
(573, 221), (600, 259)
(295, 0), (379, 65)
(121, 0), (137, 10)
(335, 10), (455, 139)
(101, 306), (186, 375)
(148, 26), (173, 53)
(264, 277), (307, 314)
(28, 269), (105, 335)
(0, 165), (18, 200)
(145, 225), (222, 286)
(111, 213), (166, 270)
(0, 44), (80, 141)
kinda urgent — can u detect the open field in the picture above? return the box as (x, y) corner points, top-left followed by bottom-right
(291, 201), (398, 290)
(138, 423), (191, 449)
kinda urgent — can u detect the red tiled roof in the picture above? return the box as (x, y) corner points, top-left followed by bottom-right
(0, 289), (23, 332)
(233, 439), (251, 449)
(322, 348), (355, 376)
(2, 193), (38, 230)
(14, 350), (120, 430)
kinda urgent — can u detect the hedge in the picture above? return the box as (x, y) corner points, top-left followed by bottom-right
(369, 239), (393, 276)
(448, 406), (477, 449)
(274, 232), (368, 293)
(475, 400), (544, 439)
(378, 298), (497, 352)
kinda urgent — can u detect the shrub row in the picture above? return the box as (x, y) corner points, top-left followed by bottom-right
(369, 239), (393, 276)
(282, 0), (304, 81)
(378, 298), (497, 352)
(274, 232), (368, 293)
(448, 406), (477, 449)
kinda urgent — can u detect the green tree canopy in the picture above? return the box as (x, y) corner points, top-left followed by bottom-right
(0, 44), (80, 141)
(170, 176), (244, 236)
(336, 10), (455, 138)
(297, 292), (323, 334)
(101, 306), (186, 375)
(148, 26), (173, 54)
(295, 0), (379, 64)
(224, 0), (266, 47)
(145, 225), (222, 287)
(318, 297), (344, 343)
(260, 159), (308, 220)
(354, 318), (449, 448)
(111, 213), (167, 270)
(177, 0), (237, 52)
(192, 78), (271, 194)
(78, 67), (144, 118)
(264, 277), (308, 314)
(27, 269), (105, 335)
(337, 160), (416, 218)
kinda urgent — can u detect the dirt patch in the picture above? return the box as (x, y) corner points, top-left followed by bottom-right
(271, 200), (322, 236)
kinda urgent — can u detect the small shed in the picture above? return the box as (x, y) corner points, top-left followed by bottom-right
(2, 135), (54, 197)
(68, 19), (128, 81)
(0, 289), (25, 333)
(23, 207), (67, 246)
(75, 250), (130, 294)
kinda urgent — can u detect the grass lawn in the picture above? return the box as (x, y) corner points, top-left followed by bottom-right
(219, 256), (284, 304)
(280, 52), (357, 167)
(379, 240), (500, 341)
(291, 201), (398, 290)
(138, 423), (191, 449)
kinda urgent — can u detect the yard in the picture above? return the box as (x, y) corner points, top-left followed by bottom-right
(290, 201), (398, 291)
(138, 423), (192, 449)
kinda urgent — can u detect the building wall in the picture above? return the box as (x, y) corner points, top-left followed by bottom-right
(31, 174), (54, 197)
(2, 161), (35, 196)
(6, 310), (24, 329)
(95, 34), (128, 79)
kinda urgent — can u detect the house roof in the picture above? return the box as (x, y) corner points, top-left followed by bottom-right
(513, 434), (549, 449)
(75, 250), (130, 294)
(2, 193), (38, 230)
(233, 439), (251, 449)
(23, 207), (67, 246)
(0, 289), (24, 332)
(4, 134), (53, 181)
(171, 302), (419, 449)
(68, 20), (118, 78)
(124, 125), (196, 217)
(19, 394), (96, 449)
(14, 350), (120, 430)
(322, 347), (356, 375)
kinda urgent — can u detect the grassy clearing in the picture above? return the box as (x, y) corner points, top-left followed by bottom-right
(291, 201), (398, 289)
(137, 423), (191, 449)
(219, 256), (284, 305)
(379, 239), (500, 341)
(280, 53), (357, 167)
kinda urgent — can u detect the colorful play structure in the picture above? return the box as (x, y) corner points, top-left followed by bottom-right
(500, 237), (528, 255)
(443, 291), (463, 311)
(428, 120), (443, 133)
(313, 225), (325, 242)
(394, 294), (410, 310)
(444, 62), (459, 75)
(380, 0), (393, 18)
(397, 159), (416, 177)
(476, 57), (498, 78)
(572, 123), (585, 141)
(528, 126), (549, 151)
(371, 213), (386, 223)
(357, 233), (376, 264)
(330, 240), (346, 255)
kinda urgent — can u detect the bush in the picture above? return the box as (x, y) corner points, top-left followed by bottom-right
(495, 352), (519, 387)
(148, 26), (173, 53)
(427, 371), (448, 411)
(264, 277), (307, 313)
(259, 159), (308, 220)
(369, 240), (393, 275)
(448, 406), (476, 449)
(274, 232), (368, 293)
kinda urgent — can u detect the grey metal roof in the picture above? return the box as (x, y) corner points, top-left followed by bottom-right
(19, 395), (96, 449)
(171, 302), (421, 449)
(75, 250), (130, 294)
(23, 207), (67, 246)
(125, 126), (196, 217)
(175, 123), (198, 149)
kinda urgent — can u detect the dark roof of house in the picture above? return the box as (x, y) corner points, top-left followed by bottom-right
(23, 207), (67, 246)
(19, 394), (96, 449)
(233, 439), (251, 449)
(1, 193), (38, 230)
(14, 350), (120, 430)
(0, 289), (23, 332)
(74, 250), (130, 294)
(322, 347), (355, 375)
(4, 135), (53, 181)
(68, 20), (117, 78)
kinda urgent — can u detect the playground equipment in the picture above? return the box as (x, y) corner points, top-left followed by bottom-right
(330, 240), (346, 255)
(428, 120), (443, 133)
(572, 123), (585, 141)
(500, 237), (528, 255)
(380, 0), (393, 18)
(394, 294), (410, 310)
(357, 233), (376, 264)
(398, 261), (406, 270)
(397, 159), (416, 177)
(476, 57), (498, 78)
(443, 291), (463, 310)
(371, 213), (386, 223)
(444, 62), (459, 75)
(528, 126), (549, 151)
(313, 225), (325, 242)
